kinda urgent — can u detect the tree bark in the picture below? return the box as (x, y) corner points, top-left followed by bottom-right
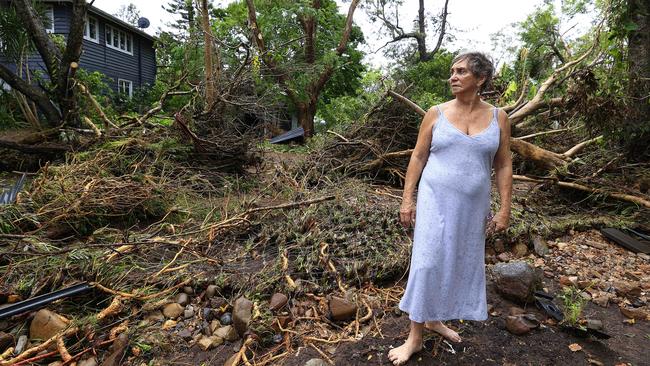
(627, 0), (649, 154)
(201, 0), (215, 108)
(0, 63), (61, 125)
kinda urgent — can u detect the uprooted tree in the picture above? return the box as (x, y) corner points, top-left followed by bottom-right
(0, 0), (88, 127)
(243, 0), (364, 138)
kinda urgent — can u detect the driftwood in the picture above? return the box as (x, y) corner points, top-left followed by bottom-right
(388, 90), (570, 169)
(513, 175), (650, 209)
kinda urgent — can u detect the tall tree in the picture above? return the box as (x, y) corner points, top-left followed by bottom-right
(114, 3), (141, 26)
(244, 0), (363, 138)
(0, 0), (88, 126)
(364, 0), (449, 62)
(626, 0), (649, 154)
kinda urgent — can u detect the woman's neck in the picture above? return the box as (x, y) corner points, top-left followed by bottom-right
(453, 92), (482, 111)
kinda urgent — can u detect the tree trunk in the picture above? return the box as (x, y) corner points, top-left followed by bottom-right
(416, 0), (428, 62)
(297, 101), (317, 138)
(201, 0), (215, 108)
(627, 0), (649, 154)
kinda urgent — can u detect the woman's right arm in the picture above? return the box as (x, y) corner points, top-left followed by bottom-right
(400, 107), (438, 228)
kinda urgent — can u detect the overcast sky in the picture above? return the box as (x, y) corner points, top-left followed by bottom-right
(94, 0), (592, 69)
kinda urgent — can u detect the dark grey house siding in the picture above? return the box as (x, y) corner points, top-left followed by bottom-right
(0, 1), (156, 94)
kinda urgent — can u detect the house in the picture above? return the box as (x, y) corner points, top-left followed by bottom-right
(0, 1), (156, 97)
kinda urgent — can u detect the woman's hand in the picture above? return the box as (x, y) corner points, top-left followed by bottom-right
(399, 200), (416, 228)
(486, 210), (509, 235)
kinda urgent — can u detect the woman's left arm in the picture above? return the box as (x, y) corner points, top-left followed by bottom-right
(491, 108), (513, 232)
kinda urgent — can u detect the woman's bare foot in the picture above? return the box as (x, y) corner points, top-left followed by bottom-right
(387, 337), (422, 365)
(425, 321), (462, 343)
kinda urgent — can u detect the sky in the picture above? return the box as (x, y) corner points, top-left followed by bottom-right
(94, 0), (593, 69)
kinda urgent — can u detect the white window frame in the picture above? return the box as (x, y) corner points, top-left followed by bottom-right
(118, 79), (133, 98)
(83, 16), (99, 43)
(44, 6), (54, 33)
(105, 24), (133, 55)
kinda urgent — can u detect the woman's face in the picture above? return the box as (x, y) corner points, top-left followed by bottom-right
(449, 59), (483, 95)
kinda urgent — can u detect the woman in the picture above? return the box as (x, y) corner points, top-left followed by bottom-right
(388, 52), (513, 365)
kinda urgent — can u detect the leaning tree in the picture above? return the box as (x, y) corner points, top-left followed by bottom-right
(0, 0), (88, 127)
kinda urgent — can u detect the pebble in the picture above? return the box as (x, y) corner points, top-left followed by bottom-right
(29, 309), (69, 341)
(77, 358), (98, 366)
(269, 293), (288, 312)
(304, 358), (328, 366)
(197, 335), (223, 351)
(220, 313), (232, 325)
(233, 297), (253, 336)
(163, 303), (184, 318)
(328, 296), (357, 321)
(184, 305), (195, 319)
(206, 285), (218, 298)
(14, 335), (27, 355)
(176, 293), (189, 306)
(183, 286), (194, 295)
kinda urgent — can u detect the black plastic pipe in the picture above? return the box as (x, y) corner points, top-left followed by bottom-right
(0, 282), (91, 320)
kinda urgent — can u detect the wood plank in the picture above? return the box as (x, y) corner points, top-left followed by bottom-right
(600, 228), (650, 254)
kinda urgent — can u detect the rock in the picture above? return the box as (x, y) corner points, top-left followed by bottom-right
(233, 297), (253, 336)
(512, 243), (528, 257)
(163, 303), (184, 319)
(162, 320), (178, 330)
(183, 286), (194, 295)
(586, 319), (603, 330)
(29, 309), (69, 341)
(211, 297), (228, 311)
(505, 314), (540, 335)
(0, 331), (14, 351)
(210, 320), (221, 334)
(272, 334), (283, 343)
(14, 335), (27, 355)
(101, 333), (128, 366)
(497, 252), (511, 262)
(214, 325), (239, 342)
(592, 292), (612, 307)
(48, 362), (63, 366)
(494, 238), (506, 253)
(144, 311), (164, 323)
(220, 312), (232, 325)
(197, 335), (224, 351)
(532, 236), (549, 256)
(328, 296), (357, 321)
(619, 306), (649, 320)
(206, 285), (218, 298)
(177, 328), (193, 341)
(176, 293), (189, 306)
(269, 293), (288, 312)
(559, 276), (577, 287)
(184, 305), (195, 319)
(557, 242), (569, 250)
(77, 357), (98, 366)
(492, 261), (542, 304)
(304, 358), (329, 366)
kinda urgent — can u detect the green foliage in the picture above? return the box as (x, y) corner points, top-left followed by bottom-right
(558, 285), (589, 327)
(316, 69), (383, 132)
(391, 52), (455, 108)
(214, 0), (366, 110)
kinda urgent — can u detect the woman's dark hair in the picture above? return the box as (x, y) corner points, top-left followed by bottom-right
(451, 52), (494, 94)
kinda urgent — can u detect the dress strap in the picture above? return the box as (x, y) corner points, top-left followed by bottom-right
(492, 107), (498, 121)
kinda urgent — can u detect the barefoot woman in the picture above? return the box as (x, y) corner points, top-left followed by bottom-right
(388, 52), (512, 365)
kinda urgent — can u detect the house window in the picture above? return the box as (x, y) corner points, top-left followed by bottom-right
(44, 6), (54, 33)
(105, 24), (133, 55)
(83, 16), (98, 43)
(118, 79), (133, 98)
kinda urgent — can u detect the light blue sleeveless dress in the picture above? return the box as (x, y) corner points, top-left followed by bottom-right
(398, 105), (501, 322)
